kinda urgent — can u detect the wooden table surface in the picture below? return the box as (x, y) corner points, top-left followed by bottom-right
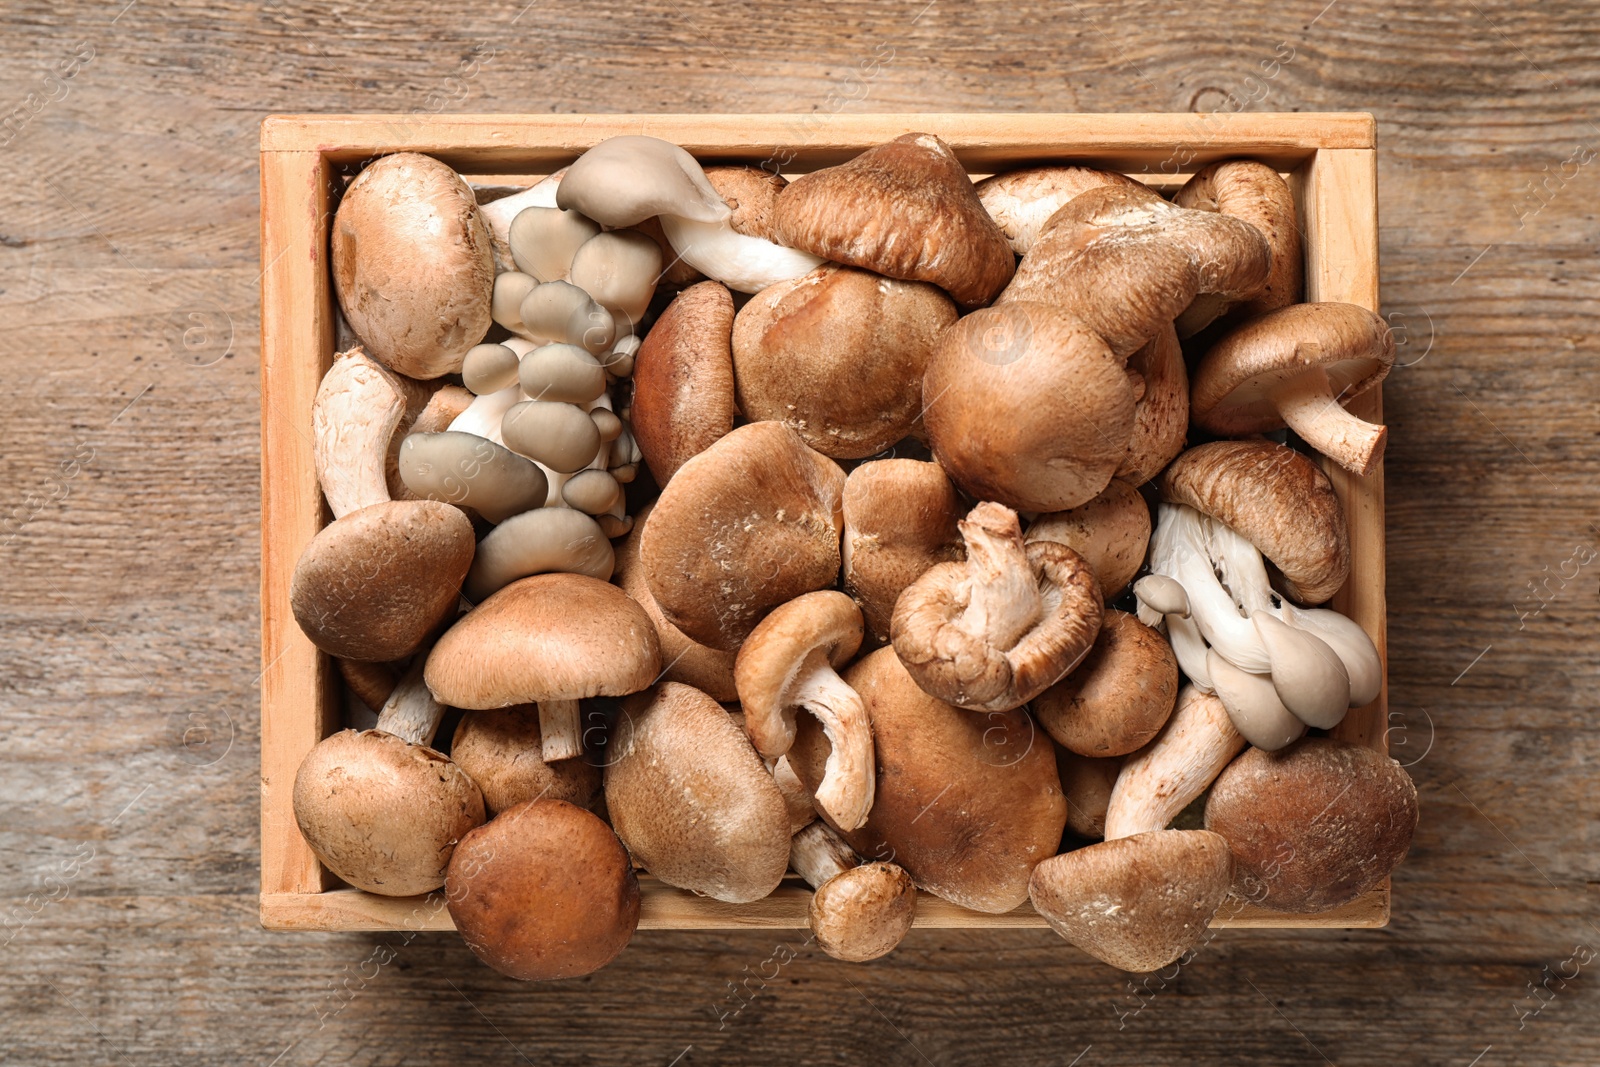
(3, 2), (1596, 1064)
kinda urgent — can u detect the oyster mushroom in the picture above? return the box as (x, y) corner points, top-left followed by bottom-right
(397, 431), (548, 524)
(555, 135), (730, 229)
(658, 165), (825, 293)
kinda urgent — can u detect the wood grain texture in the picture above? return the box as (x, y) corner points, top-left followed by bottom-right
(2, 1), (1599, 1064)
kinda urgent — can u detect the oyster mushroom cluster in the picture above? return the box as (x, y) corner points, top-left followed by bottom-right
(286, 136), (1417, 982)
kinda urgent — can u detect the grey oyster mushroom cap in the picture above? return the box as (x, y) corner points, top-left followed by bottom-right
(501, 400), (604, 473)
(465, 505), (615, 602)
(1204, 649), (1307, 752)
(508, 204), (602, 283)
(461, 343), (521, 396)
(555, 135), (731, 228)
(491, 270), (538, 336)
(398, 431), (549, 524)
(568, 229), (662, 325)
(560, 468), (623, 515)
(518, 342), (607, 404)
(518, 282), (616, 356)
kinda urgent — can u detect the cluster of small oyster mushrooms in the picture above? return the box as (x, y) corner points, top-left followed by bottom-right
(288, 132), (1419, 981)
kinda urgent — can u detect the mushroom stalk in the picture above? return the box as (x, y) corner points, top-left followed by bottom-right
(790, 651), (876, 831)
(789, 820), (859, 889)
(1149, 504), (1270, 672)
(374, 659), (447, 747)
(537, 699), (584, 762)
(955, 504), (1042, 650)
(1104, 685), (1245, 840)
(1269, 357), (1387, 476)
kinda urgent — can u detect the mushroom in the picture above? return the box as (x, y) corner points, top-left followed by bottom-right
(640, 421), (845, 652)
(425, 573), (660, 761)
(518, 342), (608, 403)
(290, 500), (475, 662)
(464, 505), (615, 601)
(1033, 610), (1179, 758)
(461, 342), (521, 395)
(518, 285), (616, 357)
(788, 821), (917, 963)
(1102, 685), (1245, 840)
(397, 431), (549, 524)
(1024, 479), (1151, 600)
(561, 468), (622, 515)
(331, 152), (494, 379)
(336, 657), (398, 714)
(658, 165), (826, 293)
(450, 705), (602, 816)
(1205, 737), (1419, 913)
(604, 682), (791, 903)
(447, 382), (521, 446)
(891, 501), (1103, 713)
(997, 183), (1271, 360)
(922, 301), (1135, 512)
(507, 205), (602, 283)
(974, 164), (1146, 254)
(1117, 322), (1189, 487)
(445, 797), (639, 981)
(1203, 649), (1308, 751)
(1172, 159), (1302, 336)
(410, 383), (476, 436)
(1028, 830), (1234, 973)
(555, 135), (730, 229)
(787, 647), (1068, 913)
(292, 657), (485, 895)
(630, 281), (738, 485)
(841, 459), (965, 644)
(567, 229), (662, 326)
(1057, 749), (1121, 840)
(491, 271), (539, 337)
(312, 346), (425, 520)
(735, 591), (875, 831)
(478, 168), (563, 273)
(501, 400), (603, 473)
(771, 132), (1015, 308)
(772, 755), (818, 834)
(1191, 302), (1396, 476)
(732, 265), (958, 458)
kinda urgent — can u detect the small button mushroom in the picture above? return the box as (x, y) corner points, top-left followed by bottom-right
(450, 706), (601, 816)
(789, 822), (917, 963)
(427, 573), (660, 761)
(1025, 479), (1152, 600)
(554, 135), (731, 229)
(1057, 749), (1121, 840)
(561, 468), (622, 515)
(491, 271), (539, 337)
(735, 591), (876, 831)
(604, 682), (791, 904)
(1028, 830), (1235, 973)
(465, 506), (615, 602)
(518, 282), (616, 356)
(631, 281), (737, 485)
(892, 501), (1103, 713)
(461, 343), (521, 395)
(501, 400), (604, 473)
(1103, 685), (1246, 841)
(446, 798), (640, 981)
(1034, 610), (1179, 758)
(975, 165), (1146, 254)
(1118, 323), (1190, 487)
(1173, 160), (1302, 335)
(397, 431), (549, 524)
(1204, 649), (1308, 751)
(1205, 737), (1419, 914)
(568, 229), (662, 326)
(312, 346), (421, 520)
(517, 341), (607, 404)
(290, 500), (475, 662)
(840, 459), (965, 645)
(508, 205), (602, 283)
(293, 658), (486, 896)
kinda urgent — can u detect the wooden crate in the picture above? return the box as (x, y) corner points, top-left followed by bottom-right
(259, 113), (1388, 933)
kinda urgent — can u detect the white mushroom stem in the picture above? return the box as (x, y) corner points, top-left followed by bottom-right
(1165, 610), (1213, 691)
(448, 384), (521, 447)
(312, 347), (408, 519)
(537, 699), (583, 762)
(1268, 352), (1387, 476)
(789, 650), (876, 832)
(789, 820), (859, 889)
(772, 755), (818, 834)
(374, 659), (446, 747)
(658, 214), (825, 294)
(955, 504), (1041, 650)
(1104, 685), (1245, 840)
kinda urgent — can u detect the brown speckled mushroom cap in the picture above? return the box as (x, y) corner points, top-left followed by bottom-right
(446, 798), (640, 981)
(640, 421), (846, 652)
(604, 682), (791, 903)
(841, 459), (966, 643)
(732, 265), (958, 458)
(893, 502), (1103, 713)
(998, 183), (1271, 359)
(450, 707), (602, 817)
(809, 862), (918, 963)
(1204, 737), (1418, 914)
(1033, 610), (1179, 758)
(1117, 323), (1189, 487)
(1057, 749), (1121, 840)
(1173, 159), (1302, 334)
(922, 300), (1135, 513)
(1158, 440), (1351, 605)
(705, 165), (788, 238)
(290, 500), (475, 662)
(975, 165), (1145, 254)
(1190, 302), (1395, 476)
(771, 132), (1015, 307)
(1025, 479), (1151, 600)
(788, 647), (1068, 913)
(424, 573), (661, 709)
(631, 281), (738, 486)
(331, 152), (494, 379)
(1028, 829), (1234, 973)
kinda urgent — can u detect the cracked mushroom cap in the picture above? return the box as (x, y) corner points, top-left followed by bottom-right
(841, 459), (966, 644)
(1205, 737), (1418, 914)
(1158, 440), (1350, 605)
(997, 183), (1271, 359)
(604, 682), (791, 903)
(1173, 159), (1302, 334)
(1118, 322), (1189, 487)
(446, 798), (640, 981)
(331, 153), (494, 379)
(631, 280), (738, 486)
(451, 707), (602, 817)
(771, 132), (1015, 307)
(892, 502), (1103, 713)
(1034, 610), (1179, 758)
(640, 421), (846, 652)
(1025, 479), (1151, 600)
(732, 264), (958, 459)
(975, 164), (1146, 254)
(922, 300), (1135, 513)
(1028, 829), (1234, 973)
(424, 573), (660, 709)
(788, 647), (1068, 913)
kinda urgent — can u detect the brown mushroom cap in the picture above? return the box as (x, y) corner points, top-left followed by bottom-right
(1057, 749), (1121, 840)
(604, 682), (791, 903)
(1204, 737), (1418, 914)
(1190, 302), (1395, 476)
(975, 165), (1145, 254)
(732, 265), (958, 458)
(1025, 479), (1151, 599)
(841, 459), (966, 643)
(331, 152), (494, 379)
(734, 590), (864, 758)
(1158, 440), (1351, 605)
(290, 500), (475, 662)
(771, 132), (1015, 307)
(1028, 829), (1234, 973)
(1034, 610), (1179, 758)
(293, 728), (484, 896)
(450, 706), (603, 816)
(446, 798), (640, 981)
(809, 862), (918, 963)
(1173, 159), (1302, 333)
(640, 421), (846, 652)
(998, 183), (1271, 359)
(892, 502), (1103, 713)
(705, 165), (788, 238)
(631, 281), (737, 486)
(1117, 323), (1189, 487)
(922, 301), (1135, 512)
(788, 647), (1068, 913)
(424, 573), (661, 708)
